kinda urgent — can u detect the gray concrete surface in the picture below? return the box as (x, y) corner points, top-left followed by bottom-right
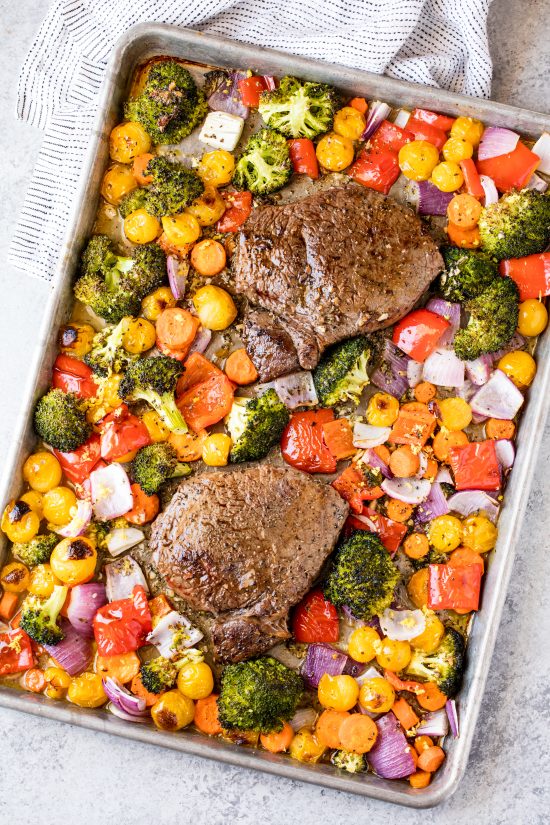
(0, 1), (549, 822)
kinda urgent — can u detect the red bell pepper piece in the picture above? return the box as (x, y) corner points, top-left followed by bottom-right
(500, 253), (550, 301)
(52, 354), (97, 399)
(0, 628), (35, 676)
(348, 148), (400, 195)
(393, 308), (450, 362)
(98, 404), (151, 461)
(74, 459), (107, 501)
(459, 158), (485, 199)
(217, 191), (253, 232)
(288, 139), (319, 179)
(410, 108), (455, 132)
(427, 563), (482, 611)
(238, 75), (269, 107)
(176, 354), (235, 433)
(332, 466), (384, 513)
(357, 507), (408, 554)
(477, 141), (540, 192)
(406, 117), (447, 151)
(370, 120), (414, 153)
(281, 409), (337, 474)
(292, 589), (339, 643)
(448, 439), (501, 491)
(54, 434), (102, 485)
(93, 585), (152, 657)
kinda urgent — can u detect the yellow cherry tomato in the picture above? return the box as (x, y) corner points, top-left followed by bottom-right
(450, 116), (484, 146)
(498, 350), (536, 388)
(109, 121), (151, 163)
(430, 161), (464, 192)
(185, 186), (226, 227)
(375, 638), (411, 672)
(141, 286), (177, 321)
(1, 500), (40, 543)
(151, 690), (195, 731)
(193, 285), (237, 331)
(0, 561), (30, 593)
(177, 661), (214, 700)
(316, 133), (355, 172)
(124, 209), (161, 244)
(44, 666), (71, 700)
(202, 433), (232, 467)
(100, 164), (137, 205)
(59, 323), (96, 357)
(28, 564), (62, 598)
(198, 150), (235, 187)
(289, 729), (327, 763)
(142, 410), (170, 443)
(121, 317), (157, 354)
(438, 397), (472, 431)
(20, 491), (44, 519)
(428, 514), (463, 553)
(317, 673), (359, 711)
(68, 672), (107, 708)
(347, 626), (381, 663)
(359, 677), (395, 713)
(518, 299), (548, 338)
(42, 486), (77, 526)
(366, 392), (400, 427)
(161, 213), (201, 246)
(408, 568), (429, 609)
(410, 613), (445, 654)
(50, 537), (97, 586)
(23, 451), (62, 493)
(333, 107), (366, 140)
(462, 514), (498, 553)
(398, 140), (440, 181)
(442, 137), (473, 163)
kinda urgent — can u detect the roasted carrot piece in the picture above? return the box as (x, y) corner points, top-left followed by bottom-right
(449, 546), (484, 570)
(21, 668), (46, 693)
(190, 239), (227, 277)
(148, 594), (173, 620)
(130, 672), (162, 707)
(168, 429), (209, 462)
(156, 308), (200, 355)
(125, 483), (159, 525)
(389, 445), (420, 477)
(194, 694), (223, 735)
(485, 418), (516, 440)
(392, 696), (420, 730)
(414, 381), (436, 403)
(410, 770), (431, 788)
(433, 429), (469, 462)
(338, 714), (378, 754)
(0, 591), (19, 621)
(132, 153), (154, 185)
(417, 745), (445, 772)
(260, 722), (294, 753)
(385, 499), (414, 523)
(316, 709), (350, 749)
(416, 682), (448, 711)
(224, 348), (259, 386)
(390, 407), (436, 447)
(446, 222), (481, 249)
(350, 97), (368, 114)
(446, 193), (482, 229)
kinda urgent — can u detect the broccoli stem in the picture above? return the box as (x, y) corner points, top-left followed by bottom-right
(141, 390), (188, 434)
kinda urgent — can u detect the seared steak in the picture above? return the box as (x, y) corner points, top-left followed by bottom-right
(242, 306), (301, 382)
(234, 185), (443, 371)
(149, 464), (348, 662)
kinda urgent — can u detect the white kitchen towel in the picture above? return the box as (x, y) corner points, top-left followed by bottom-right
(10, 0), (493, 280)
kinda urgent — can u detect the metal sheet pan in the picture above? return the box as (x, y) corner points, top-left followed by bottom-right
(2, 23), (550, 808)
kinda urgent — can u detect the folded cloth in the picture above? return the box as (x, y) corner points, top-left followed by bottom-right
(9, 0), (493, 280)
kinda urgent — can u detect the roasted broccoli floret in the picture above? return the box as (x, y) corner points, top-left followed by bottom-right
(130, 443), (191, 495)
(217, 656), (304, 733)
(439, 247), (499, 302)
(478, 189), (550, 260)
(84, 319), (139, 377)
(324, 531), (400, 621)
(34, 389), (91, 452)
(74, 236), (166, 323)
(19, 584), (68, 645)
(225, 389), (289, 463)
(13, 533), (58, 568)
(124, 60), (208, 144)
(331, 750), (367, 773)
(118, 187), (148, 219)
(407, 627), (465, 698)
(233, 128), (292, 195)
(140, 649), (204, 693)
(258, 75), (340, 139)
(313, 336), (374, 407)
(141, 157), (204, 217)
(453, 277), (519, 360)
(118, 355), (187, 434)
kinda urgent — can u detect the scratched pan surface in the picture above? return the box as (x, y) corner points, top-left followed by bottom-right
(1, 24), (550, 808)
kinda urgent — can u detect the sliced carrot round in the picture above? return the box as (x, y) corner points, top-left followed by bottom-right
(338, 713), (378, 754)
(190, 239), (227, 277)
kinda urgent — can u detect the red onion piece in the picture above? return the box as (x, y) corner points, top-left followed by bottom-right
(353, 422), (391, 449)
(393, 109), (411, 129)
(262, 75), (278, 91)
(381, 477), (431, 505)
(364, 448), (393, 479)
(44, 620), (93, 676)
(206, 70), (249, 118)
(435, 466), (453, 485)
(105, 556), (149, 602)
(380, 608), (426, 641)
(446, 699), (459, 738)
(353, 513), (379, 532)
(356, 665), (382, 688)
(414, 482), (449, 524)
(67, 582), (107, 638)
(188, 326), (212, 355)
(147, 609), (203, 656)
(361, 101), (391, 141)
(417, 180), (454, 216)
(416, 708), (449, 737)
(90, 463), (133, 521)
(289, 707), (318, 732)
(301, 643), (348, 688)
(465, 355), (492, 386)
(107, 702), (151, 723)
(447, 490), (500, 522)
(479, 174), (499, 206)
(368, 712), (416, 779)
(490, 333), (525, 362)
(105, 526), (144, 556)
(526, 173), (548, 193)
(371, 339), (410, 398)
(470, 369), (524, 420)
(272, 371), (318, 409)
(407, 359), (423, 388)
(495, 438), (515, 469)
(414, 450), (429, 479)
(423, 348), (465, 387)
(103, 676), (148, 716)
(166, 255), (188, 300)
(53, 499), (92, 538)
(457, 379), (476, 402)
(426, 299), (461, 347)
(478, 126), (519, 161)
(531, 132), (550, 174)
